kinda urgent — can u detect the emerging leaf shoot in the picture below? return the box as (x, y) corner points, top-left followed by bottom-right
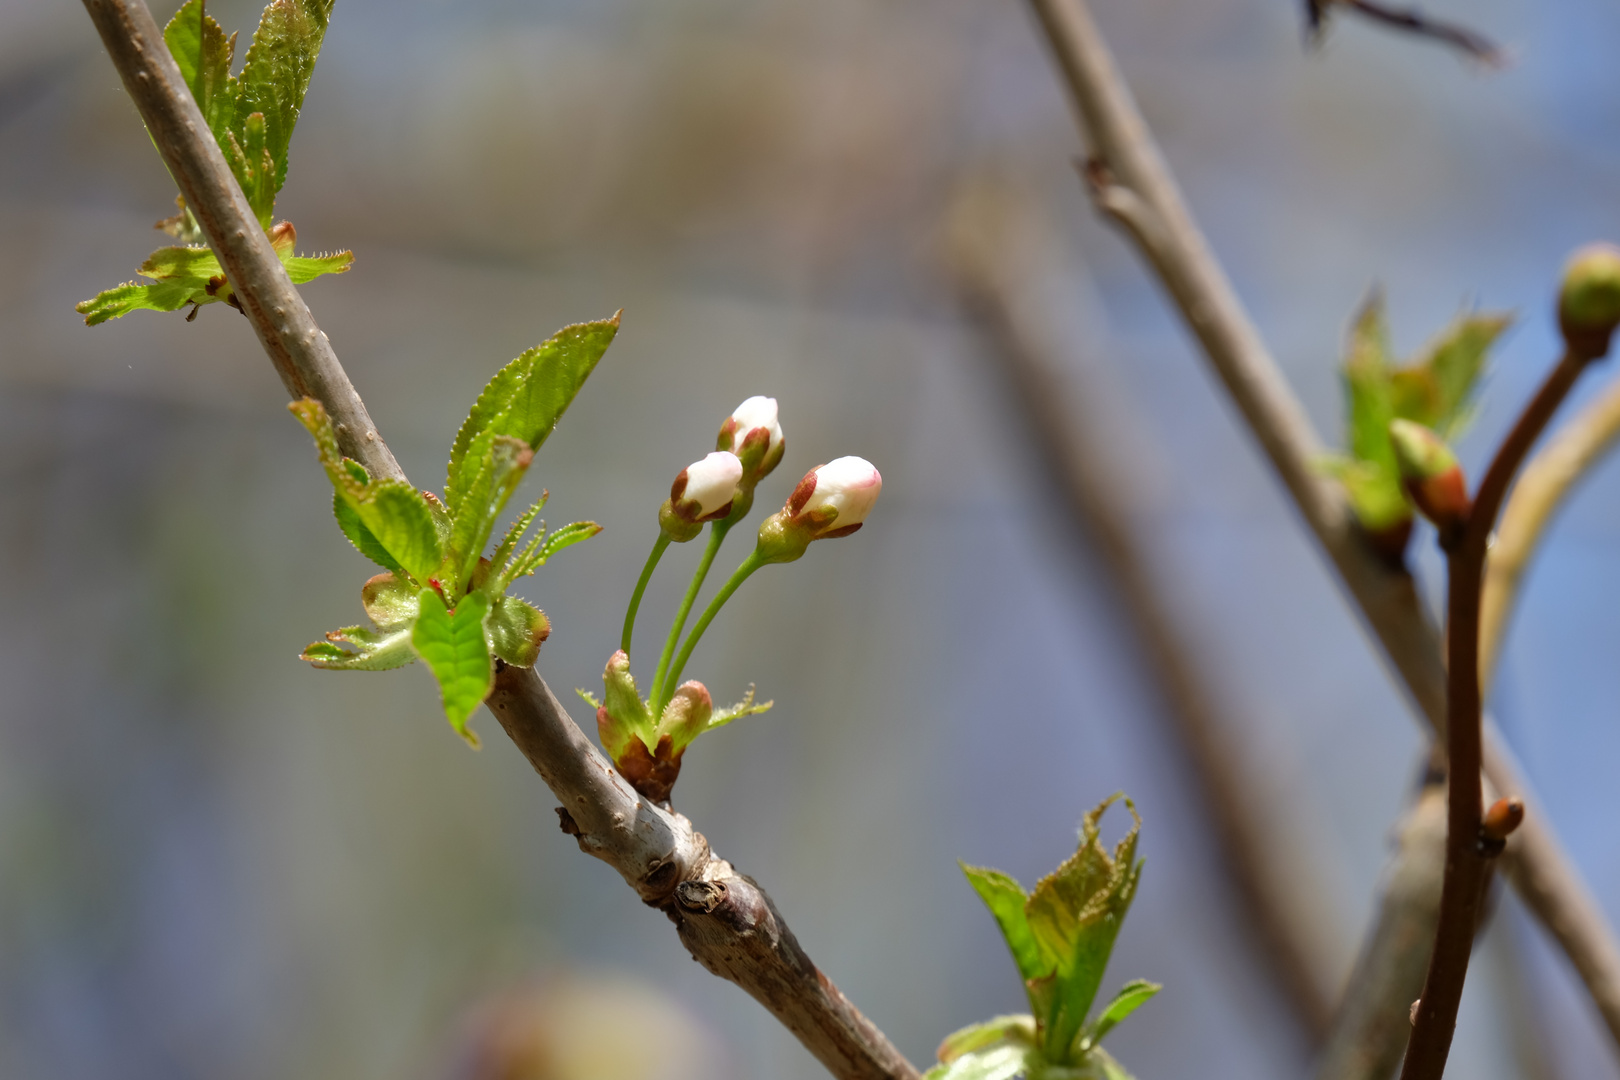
(1318, 293), (1508, 561)
(929, 796), (1157, 1080)
(293, 317), (618, 742)
(76, 0), (350, 324)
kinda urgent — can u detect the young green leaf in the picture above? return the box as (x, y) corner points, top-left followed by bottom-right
(411, 588), (493, 745)
(495, 519), (602, 591)
(448, 436), (533, 592)
(233, 0), (335, 217)
(75, 279), (211, 325)
(1080, 980), (1161, 1051)
(489, 497), (547, 580)
(354, 480), (444, 585)
(961, 865), (1045, 988)
(1023, 795), (1143, 1062)
(445, 315), (620, 514)
(334, 495), (405, 573)
(301, 626), (416, 670)
(284, 250), (353, 283)
(485, 595), (551, 668)
(290, 398), (369, 502)
(163, 0), (238, 145)
(1391, 312), (1509, 436)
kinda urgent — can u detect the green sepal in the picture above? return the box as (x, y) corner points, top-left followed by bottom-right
(233, 0), (335, 219)
(961, 865), (1045, 989)
(301, 626), (416, 671)
(707, 684), (773, 731)
(361, 571), (420, 630)
(354, 479), (443, 585)
(411, 588), (493, 746)
(1078, 980), (1160, 1053)
(334, 494), (405, 574)
(447, 435), (532, 593)
(1024, 795), (1143, 1063)
(485, 595), (551, 668)
(163, 0), (238, 148)
(445, 316), (619, 516)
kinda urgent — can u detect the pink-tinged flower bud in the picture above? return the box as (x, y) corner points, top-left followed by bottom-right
(755, 456), (883, 563)
(658, 451), (744, 541)
(1389, 419), (1470, 536)
(717, 396), (786, 486)
(1560, 243), (1620, 353)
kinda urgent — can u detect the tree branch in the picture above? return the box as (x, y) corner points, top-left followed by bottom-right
(79, 3), (918, 1076)
(1481, 371), (1620, 684)
(946, 193), (1340, 1044)
(1404, 347), (1594, 1080)
(1024, 0), (1620, 1059)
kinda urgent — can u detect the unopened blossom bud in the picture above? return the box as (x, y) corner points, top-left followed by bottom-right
(659, 681), (714, 753)
(1389, 420), (1470, 537)
(755, 456), (883, 564)
(717, 396), (786, 487)
(659, 451), (744, 542)
(595, 650), (652, 761)
(1559, 243), (1620, 353)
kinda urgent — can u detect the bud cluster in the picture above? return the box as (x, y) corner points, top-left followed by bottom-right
(602, 395), (883, 802)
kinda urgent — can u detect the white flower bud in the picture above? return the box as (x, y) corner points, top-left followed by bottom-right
(789, 456), (882, 538)
(717, 396), (786, 483)
(670, 451), (743, 523)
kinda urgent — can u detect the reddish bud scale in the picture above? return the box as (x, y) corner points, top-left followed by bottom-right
(1481, 797), (1525, 842)
(1403, 465), (1471, 534)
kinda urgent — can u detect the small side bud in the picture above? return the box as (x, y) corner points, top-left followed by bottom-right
(754, 456), (883, 564)
(1389, 420), (1470, 538)
(1410, 999), (1421, 1027)
(660, 451), (744, 541)
(1559, 243), (1620, 355)
(1479, 796), (1524, 856)
(596, 650), (653, 761)
(659, 680), (714, 753)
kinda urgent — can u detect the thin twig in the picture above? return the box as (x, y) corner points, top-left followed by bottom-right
(1315, 770), (1447, 1080)
(1308, 0), (1505, 67)
(1404, 348), (1595, 1080)
(1481, 372), (1620, 684)
(79, 3), (918, 1076)
(947, 193), (1339, 1044)
(1024, 0), (1620, 1059)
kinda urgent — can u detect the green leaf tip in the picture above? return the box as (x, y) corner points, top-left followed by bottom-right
(446, 314), (620, 516)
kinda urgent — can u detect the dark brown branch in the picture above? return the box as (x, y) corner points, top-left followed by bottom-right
(80, 3), (918, 1076)
(947, 200), (1339, 1043)
(1403, 349), (1594, 1080)
(1024, 0), (1620, 1059)
(1307, 0), (1505, 67)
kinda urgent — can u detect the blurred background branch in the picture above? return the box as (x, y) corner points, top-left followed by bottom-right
(1022, 0), (1620, 1060)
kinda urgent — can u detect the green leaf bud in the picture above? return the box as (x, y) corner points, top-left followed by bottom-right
(1560, 243), (1620, 352)
(659, 680), (714, 753)
(1389, 419), (1470, 534)
(595, 650), (654, 762)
